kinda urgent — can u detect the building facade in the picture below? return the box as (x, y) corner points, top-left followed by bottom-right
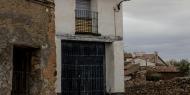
(0, 0), (56, 95)
(55, 0), (125, 95)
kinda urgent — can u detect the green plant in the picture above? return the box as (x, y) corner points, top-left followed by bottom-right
(170, 59), (190, 76)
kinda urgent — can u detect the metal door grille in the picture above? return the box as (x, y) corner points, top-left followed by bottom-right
(61, 41), (105, 95)
(12, 47), (32, 95)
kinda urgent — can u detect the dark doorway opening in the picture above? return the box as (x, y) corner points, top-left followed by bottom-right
(12, 46), (34, 95)
(61, 41), (105, 95)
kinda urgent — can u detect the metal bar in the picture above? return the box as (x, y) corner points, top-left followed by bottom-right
(61, 41), (105, 95)
(12, 48), (32, 95)
(75, 10), (98, 34)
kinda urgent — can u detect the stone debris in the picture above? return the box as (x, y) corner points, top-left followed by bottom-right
(125, 78), (190, 95)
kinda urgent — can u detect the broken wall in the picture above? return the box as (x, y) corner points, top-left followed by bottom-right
(0, 0), (56, 95)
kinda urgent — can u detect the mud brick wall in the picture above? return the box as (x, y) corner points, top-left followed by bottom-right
(125, 78), (190, 95)
(0, 0), (56, 95)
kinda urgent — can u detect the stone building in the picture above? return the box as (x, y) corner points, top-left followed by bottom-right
(124, 52), (167, 67)
(0, 0), (56, 95)
(55, 0), (125, 95)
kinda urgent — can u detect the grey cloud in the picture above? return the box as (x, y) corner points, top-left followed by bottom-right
(123, 0), (190, 60)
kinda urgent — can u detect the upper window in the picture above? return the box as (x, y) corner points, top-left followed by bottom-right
(76, 0), (91, 10)
(75, 0), (99, 35)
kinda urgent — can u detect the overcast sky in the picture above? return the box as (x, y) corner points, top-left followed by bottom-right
(123, 0), (190, 60)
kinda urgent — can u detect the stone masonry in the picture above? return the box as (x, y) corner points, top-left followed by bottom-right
(0, 0), (56, 95)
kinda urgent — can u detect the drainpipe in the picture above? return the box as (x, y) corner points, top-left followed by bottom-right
(113, 8), (117, 37)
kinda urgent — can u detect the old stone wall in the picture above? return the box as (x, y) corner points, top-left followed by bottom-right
(0, 0), (56, 95)
(125, 78), (190, 95)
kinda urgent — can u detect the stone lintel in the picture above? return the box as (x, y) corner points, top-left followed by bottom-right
(56, 34), (123, 43)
